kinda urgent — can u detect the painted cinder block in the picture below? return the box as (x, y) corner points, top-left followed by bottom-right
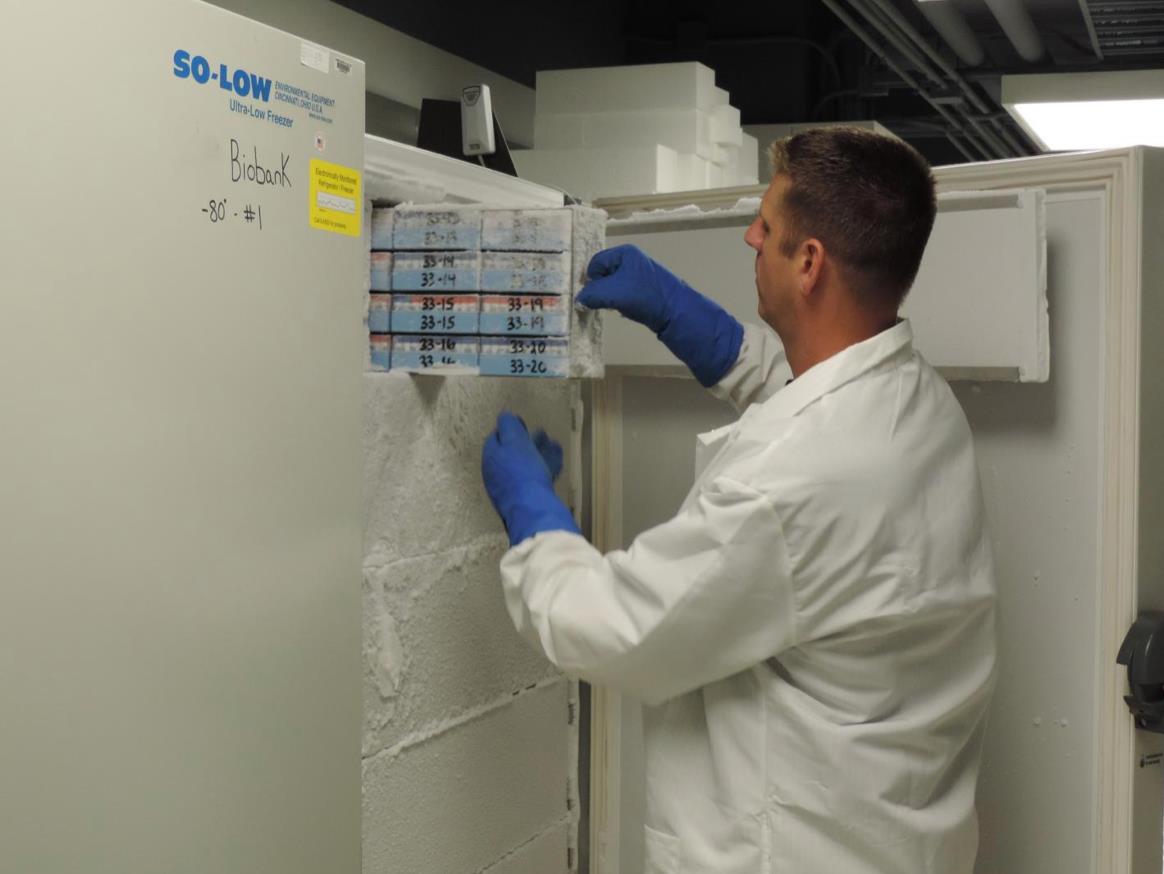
(390, 293), (480, 335)
(479, 295), (570, 337)
(361, 682), (569, 874)
(370, 252), (393, 292)
(479, 335), (570, 378)
(391, 251), (481, 292)
(371, 207), (394, 250)
(392, 207), (482, 250)
(368, 294), (392, 334)
(369, 334), (392, 372)
(480, 251), (571, 294)
(389, 335), (479, 371)
(482, 209), (572, 253)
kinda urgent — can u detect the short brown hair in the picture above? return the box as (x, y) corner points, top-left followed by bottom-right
(767, 127), (936, 308)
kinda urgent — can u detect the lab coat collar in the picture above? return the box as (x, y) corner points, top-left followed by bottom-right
(761, 319), (914, 419)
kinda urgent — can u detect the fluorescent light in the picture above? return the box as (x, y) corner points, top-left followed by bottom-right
(1003, 70), (1164, 152)
(1010, 99), (1164, 150)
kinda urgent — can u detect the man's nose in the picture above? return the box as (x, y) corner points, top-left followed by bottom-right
(744, 219), (762, 252)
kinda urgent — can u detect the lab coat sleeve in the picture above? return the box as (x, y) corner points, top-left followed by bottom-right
(709, 322), (793, 413)
(499, 475), (798, 706)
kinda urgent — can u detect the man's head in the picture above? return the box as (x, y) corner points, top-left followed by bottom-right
(744, 127), (936, 366)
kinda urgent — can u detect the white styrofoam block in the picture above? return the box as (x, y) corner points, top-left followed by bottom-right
(362, 682), (570, 874)
(513, 145), (680, 202)
(711, 141), (741, 168)
(672, 152), (712, 191)
(711, 104), (743, 147)
(534, 109), (714, 160)
(712, 86), (730, 107)
(371, 207), (394, 250)
(482, 209), (572, 252)
(740, 133), (760, 185)
(535, 62), (717, 115)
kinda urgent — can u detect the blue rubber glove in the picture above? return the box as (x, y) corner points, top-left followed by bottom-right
(482, 412), (580, 547)
(577, 244), (744, 387)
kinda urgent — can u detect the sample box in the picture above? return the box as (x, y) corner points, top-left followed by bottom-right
(371, 207), (394, 250)
(391, 335), (480, 370)
(479, 336), (570, 377)
(369, 334), (392, 372)
(364, 203), (605, 379)
(482, 209), (572, 252)
(368, 294), (391, 333)
(391, 251), (480, 292)
(370, 251), (392, 292)
(390, 293), (481, 335)
(479, 294), (569, 336)
(392, 208), (482, 250)
(480, 251), (570, 294)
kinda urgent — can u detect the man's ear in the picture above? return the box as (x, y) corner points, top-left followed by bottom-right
(798, 237), (826, 298)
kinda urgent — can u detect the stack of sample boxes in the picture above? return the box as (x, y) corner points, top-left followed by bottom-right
(368, 204), (603, 378)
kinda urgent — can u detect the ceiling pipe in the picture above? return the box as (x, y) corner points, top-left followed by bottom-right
(858, 0), (1034, 156)
(914, 0), (986, 66)
(817, 0), (990, 161)
(983, 0), (1046, 62)
(849, 0), (1012, 157)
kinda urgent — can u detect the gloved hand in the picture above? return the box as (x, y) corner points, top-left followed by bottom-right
(482, 412), (580, 547)
(577, 244), (744, 387)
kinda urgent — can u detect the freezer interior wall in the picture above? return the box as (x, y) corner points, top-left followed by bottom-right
(604, 189), (1104, 873)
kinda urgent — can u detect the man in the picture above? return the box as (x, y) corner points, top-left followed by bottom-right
(481, 127), (997, 874)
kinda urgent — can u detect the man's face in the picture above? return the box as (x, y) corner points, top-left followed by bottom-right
(744, 175), (799, 336)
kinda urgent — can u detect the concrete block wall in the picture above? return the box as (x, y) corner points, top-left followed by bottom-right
(362, 373), (580, 874)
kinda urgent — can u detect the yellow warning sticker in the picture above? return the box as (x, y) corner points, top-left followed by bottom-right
(309, 159), (362, 236)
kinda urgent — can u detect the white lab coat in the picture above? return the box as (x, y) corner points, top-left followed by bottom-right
(500, 320), (997, 874)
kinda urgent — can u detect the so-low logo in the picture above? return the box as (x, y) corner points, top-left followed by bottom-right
(172, 49), (272, 102)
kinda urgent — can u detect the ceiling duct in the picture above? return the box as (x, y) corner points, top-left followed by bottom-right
(914, 0), (985, 66)
(983, 0), (1046, 62)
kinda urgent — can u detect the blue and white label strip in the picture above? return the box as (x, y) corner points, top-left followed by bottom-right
(479, 294), (569, 336)
(392, 208), (481, 251)
(370, 252), (392, 291)
(370, 334), (392, 371)
(368, 294), (391, 333)
(390, 294), (480, 335)
(392, 251), (480, 292)
(482, 209), (572, 253)
(480, 335), (569, 377)
(371, 208), (394, 250)
(391, 335), (480, 370)
(480, 251), (570, 294)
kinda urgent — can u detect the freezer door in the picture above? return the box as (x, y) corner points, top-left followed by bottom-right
(0, 2), (365, 872)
